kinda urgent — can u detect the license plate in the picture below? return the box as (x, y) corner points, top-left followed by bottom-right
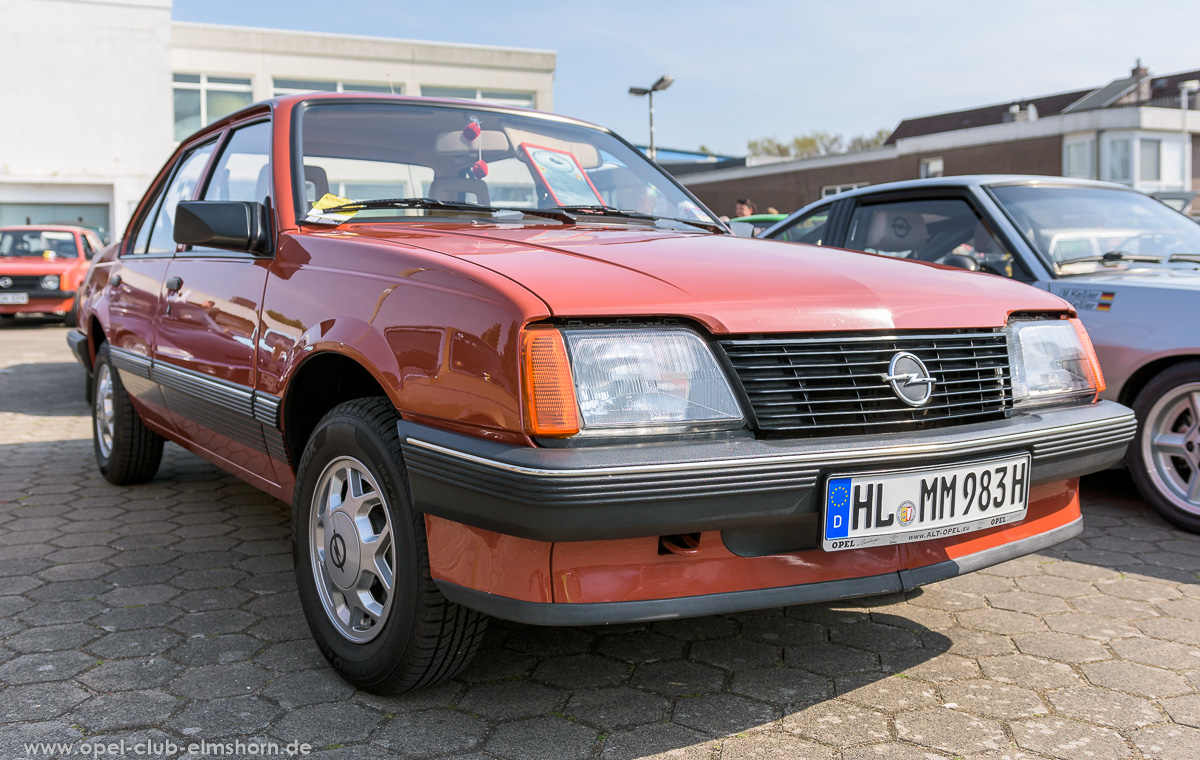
(823, 454), (1030, 551)
(0, 293), (28, 304)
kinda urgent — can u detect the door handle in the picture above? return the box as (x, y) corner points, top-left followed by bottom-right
(165, 276), (183, 293)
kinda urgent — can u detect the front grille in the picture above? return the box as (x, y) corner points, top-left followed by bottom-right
(719, 330), (1012, 436)
(0, 275), (42, 291)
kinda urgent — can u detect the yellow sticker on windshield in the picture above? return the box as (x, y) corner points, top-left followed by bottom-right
(304, 193), (359, 225)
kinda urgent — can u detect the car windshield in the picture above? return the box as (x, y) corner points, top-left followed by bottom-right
(295, 101), (717, 230)
(0, 230), (78, 258)
(989, 184), (1200, 276)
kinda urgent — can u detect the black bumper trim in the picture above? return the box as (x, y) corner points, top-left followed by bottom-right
(398, 401), (1133, 542)
(66, 329), (89, 369)
(436, 517), (1083, 625)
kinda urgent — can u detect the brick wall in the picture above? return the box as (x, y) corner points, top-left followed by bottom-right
(686, 136), (1064, 216)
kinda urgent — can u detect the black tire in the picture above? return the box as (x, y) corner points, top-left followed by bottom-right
(64, 297), (78, 328)
(92, 342), (164, 485)
(292, 397), (488, 694)
(1128, 361), (1200, 532)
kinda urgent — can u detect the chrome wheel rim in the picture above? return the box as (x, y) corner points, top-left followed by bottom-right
(309, 456), (397, 643)
(1142, 381), (1200, 516)
(94, 362), (115, 459)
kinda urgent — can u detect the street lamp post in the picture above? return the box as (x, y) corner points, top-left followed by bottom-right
(1179, 80), (1199, 190)
(629, 75), (674, 161)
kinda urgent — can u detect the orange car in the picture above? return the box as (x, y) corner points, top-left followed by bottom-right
(69, 94), (1136, 694)
(0, 225), (104, 325)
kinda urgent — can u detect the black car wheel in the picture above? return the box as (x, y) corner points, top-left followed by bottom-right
(93, 342), (164, 485)
(1129, 361), (1200, 532)
(292, 397), (487, 694)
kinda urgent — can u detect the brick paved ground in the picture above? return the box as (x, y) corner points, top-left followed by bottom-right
(4, 320), (1200, 760)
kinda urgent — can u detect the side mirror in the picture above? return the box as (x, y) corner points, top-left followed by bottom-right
(174, 201), (272, 254)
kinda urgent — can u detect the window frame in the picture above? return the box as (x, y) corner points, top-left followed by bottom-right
(184, 116), (276, 260)
(173, 73), (254, 142)
(844, 188), (1034, 282)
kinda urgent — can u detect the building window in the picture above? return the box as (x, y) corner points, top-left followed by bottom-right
(272, 78), (398, 96)
(1139, 139), (1162, 181)
(1107, 138), (1131, 182)
(919, 157), (944, 178)
(1064, 140), (1094, 179)
(420, 86), (535, 109)
(821, 182), (869, 197)
(173, 74), (253, 141)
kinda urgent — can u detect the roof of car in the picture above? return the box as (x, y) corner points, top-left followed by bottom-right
(821, 174), (1134, 200)
(0, 225), (88, 233)
(199, 91), (606, 140)
(762, 175), (1141, 238)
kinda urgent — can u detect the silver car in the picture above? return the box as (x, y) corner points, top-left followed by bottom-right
(762, 176), (1200, 530)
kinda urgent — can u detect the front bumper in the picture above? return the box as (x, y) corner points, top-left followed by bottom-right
(435, 517), (1083, 625)
(0, 289), (75, 313)
(398, 400), (1135, 543)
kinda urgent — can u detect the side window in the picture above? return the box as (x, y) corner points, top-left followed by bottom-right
(138, 141), (217, 255)
(772, 205), (832, 245)
(80, 234), (93, 259)
(845, 198), (1022, 279)
(202, 121), (272, 206)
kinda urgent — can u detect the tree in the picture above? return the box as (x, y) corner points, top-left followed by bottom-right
(747, 128), (890, 157)
(847, 128), (891, 152)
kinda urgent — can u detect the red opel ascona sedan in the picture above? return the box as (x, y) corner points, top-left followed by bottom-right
(1, 225), (104, 324)
(68, 93), (1136, 693)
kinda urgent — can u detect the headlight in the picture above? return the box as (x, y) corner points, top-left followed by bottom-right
(41, 275), (60, 290)
(1007, 319), (1101, 407)
(521, 326), (745, 437)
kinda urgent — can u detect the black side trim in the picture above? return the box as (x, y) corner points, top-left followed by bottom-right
(153, 361), (254, 418)
(436, 518), (1083, 625)
(108, 347), (279, 457)
(253, 392), (281, 428)
(109, 346), (152, 379)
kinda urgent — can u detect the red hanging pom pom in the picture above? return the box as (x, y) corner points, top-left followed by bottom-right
(462, 122), (481, 142)
(470, 159), (489, 179)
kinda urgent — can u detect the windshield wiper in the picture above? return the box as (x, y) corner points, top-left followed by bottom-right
(546, 205), (725, 233)
(306, 197), (581, 226)
(1058, 250), (1164, 266)
(312, 197), (498, 216)
(1168, 253), (1200, 264)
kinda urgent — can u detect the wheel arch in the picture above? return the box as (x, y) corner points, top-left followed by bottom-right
(1118, 353), (1200, 408)
(280, 348), (394, 473)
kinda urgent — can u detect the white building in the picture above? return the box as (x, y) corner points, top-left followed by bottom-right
(0, 0), (555, 240)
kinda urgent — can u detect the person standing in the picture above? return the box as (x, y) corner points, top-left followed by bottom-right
(734, 198), (757, 218)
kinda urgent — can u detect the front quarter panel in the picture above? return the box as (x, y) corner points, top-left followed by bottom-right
(261, 232), (550, 436)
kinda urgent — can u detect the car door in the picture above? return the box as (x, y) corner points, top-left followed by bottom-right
(153, 118), (281, 484)
(103, 139), (219, 433)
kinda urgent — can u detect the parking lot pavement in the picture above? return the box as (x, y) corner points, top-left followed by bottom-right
(4, 323), (1200, 760)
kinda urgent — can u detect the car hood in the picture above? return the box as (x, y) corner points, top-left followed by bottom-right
(0, 257), (78, 275)
(353, 225), (1073, 333)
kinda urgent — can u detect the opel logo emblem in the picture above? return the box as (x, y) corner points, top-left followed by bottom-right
(883, 351), (936, 407)
(0, 277), (11, 289)
(330, 533), (348, 569)
(891, 217), (912, 238)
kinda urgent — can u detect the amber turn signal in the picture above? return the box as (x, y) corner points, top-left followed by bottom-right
(521, 327), (580, 437)
(1069, 317), (1106, 396)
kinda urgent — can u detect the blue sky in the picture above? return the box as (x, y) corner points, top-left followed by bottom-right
(174, 0), (1200, 156)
